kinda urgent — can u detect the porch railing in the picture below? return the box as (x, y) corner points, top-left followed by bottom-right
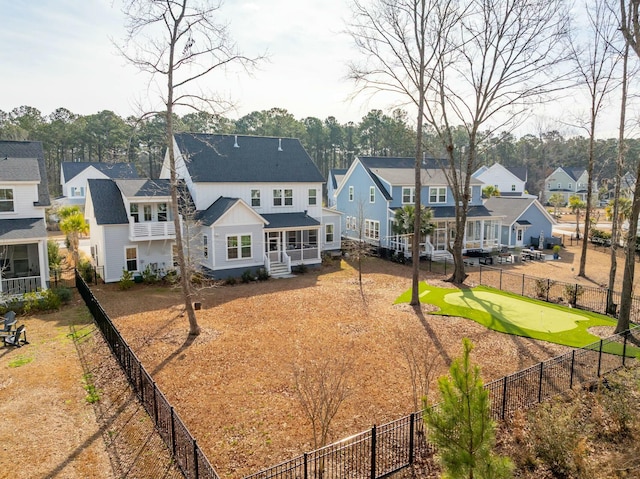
(1, 276), (41, 295)
(129, 220), (176, 240)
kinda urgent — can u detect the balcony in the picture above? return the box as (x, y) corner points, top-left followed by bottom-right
(129, 220), (176, 241)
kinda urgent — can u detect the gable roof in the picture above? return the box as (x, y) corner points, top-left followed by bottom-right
(0, 218), (47, 240)
(0, 140), (50, 207)
(114, 179), (171, 198)
(61, 162), (139, 182)
(328, 169), (348, 189)
(484, 197), (555, 226)
(87, 179), (129, 225)
(558, 167), (586, 181)
(174, 133), (325, 183)
(506, 166), (527, 182)
(0, 158), (41, 182)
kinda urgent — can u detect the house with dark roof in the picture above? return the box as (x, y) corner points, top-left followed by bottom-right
(335, 156), (500, 259)
(472, 163), (534, 198)
(484, 196), (556, 249)
(159, 133), (341, 279)
(58, 161), (139, 209)
(84, 178), (176, 283)
(0, 140), (51, 296)
(543, 167), (597, 205)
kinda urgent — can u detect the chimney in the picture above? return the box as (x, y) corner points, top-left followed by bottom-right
(234, 135), (239, 148)
(278, 138), (283, 151)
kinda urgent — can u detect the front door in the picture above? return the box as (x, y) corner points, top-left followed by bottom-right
(515, 227), (524, 248)
(267, 232), (281, 262)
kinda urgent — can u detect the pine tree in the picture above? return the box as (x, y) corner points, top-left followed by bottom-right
(423, 338), (513, 479)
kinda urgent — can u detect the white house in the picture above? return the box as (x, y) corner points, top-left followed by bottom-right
(543, 167), (597, 205)
(0, 141), (51, 296)
(84, 178), (176, 283)
(472, 163), (533, 197)
(85, 133), (342, 282)
(58, 161), (138, 209)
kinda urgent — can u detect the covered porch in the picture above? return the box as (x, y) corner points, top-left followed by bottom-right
(0, 218), (49, 296)
(262, 213), (321, 274)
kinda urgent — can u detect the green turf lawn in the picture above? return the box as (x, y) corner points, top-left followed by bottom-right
(396, 283), (638, 356)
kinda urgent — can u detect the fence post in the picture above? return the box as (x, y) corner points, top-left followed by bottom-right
(623, 331), (628, 367)
(546, 279), (550, 302)
(537, 362), (544, 403)
(153, 381), (158, 424)
(171, 406), (176, 456)
(501, 377), (508, 420)
(597, 339), (603, 377)
(370, 425), (377, 479)
(444, 258), (447, 276)
(573, 284), (578, 307)
(139, 362), (144, 403)
(304, 452), (308, 479)
(569, 350), (575, 389)
(193, 439), (199, 478)
(521, 274), (525, 297)
(499, 269), (503, 291)
(408, 413), (415, 465)
(479, 265), (482, 284)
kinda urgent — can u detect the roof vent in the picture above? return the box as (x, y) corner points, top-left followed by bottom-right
(234, 135), (239, 148)
(278, 138), (283, 152)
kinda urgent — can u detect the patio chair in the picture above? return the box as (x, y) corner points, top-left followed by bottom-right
(3, 324), (28, 348)
(0, 311), (17, 336)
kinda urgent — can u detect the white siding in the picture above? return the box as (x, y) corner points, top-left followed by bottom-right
(0, 182), (41, 218)
(103, 226), (132, 282)
(211, 224), (265, 272)
(62, 166), (108, 198)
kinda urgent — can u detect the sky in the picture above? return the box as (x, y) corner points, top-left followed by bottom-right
(0, 0), (629, 138)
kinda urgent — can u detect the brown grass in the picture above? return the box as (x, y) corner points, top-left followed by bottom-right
(1, 237), (633, 479)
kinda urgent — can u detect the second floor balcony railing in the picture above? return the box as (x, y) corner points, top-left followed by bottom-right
(129, 220), (176, 240)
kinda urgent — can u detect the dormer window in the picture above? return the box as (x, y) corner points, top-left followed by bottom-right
(130, 204), (139, 223)
(0, 189), (14, 212)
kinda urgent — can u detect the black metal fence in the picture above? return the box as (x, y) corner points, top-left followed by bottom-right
(75, 270), (220, 479)
(76, 268), (639, 479)
(474, 265), (640, 322)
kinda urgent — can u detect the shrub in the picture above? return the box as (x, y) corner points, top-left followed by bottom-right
(163, 269), (178, 285)
(141, 265), (159, 284)
(563, 284), (584, 305)
(21, 289), (61, 313)
(53, 287), (73, 304)
(77, 259), (94, 283)
(256, 267), (270, 281)
(119, 269), (134, 290)
(224, 276), (237, 286)
(241, 270), (255, 283)
(534, 278), (555, 299)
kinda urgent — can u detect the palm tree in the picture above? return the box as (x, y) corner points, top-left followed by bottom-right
(58, 206), (89, 267)
(568, 196), (586, 240)
(392, 205), (435, 255)
(482, 185), (500, 199)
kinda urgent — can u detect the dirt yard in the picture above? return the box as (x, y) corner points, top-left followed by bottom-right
(0, 238), (631, 479)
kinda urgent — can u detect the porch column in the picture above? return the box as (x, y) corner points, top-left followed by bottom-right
(38, 240), (47, 290)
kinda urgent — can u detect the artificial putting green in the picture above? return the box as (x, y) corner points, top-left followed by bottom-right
(395, 283), (639, 356)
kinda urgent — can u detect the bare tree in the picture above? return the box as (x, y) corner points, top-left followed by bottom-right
(395, 326), (440, 411)
(422, 0), (571, 284)
(348, 0), (454, 304)
(569, 0), (621, 278)
(118, 0), (261, 335)
(292, 348), (353, 450)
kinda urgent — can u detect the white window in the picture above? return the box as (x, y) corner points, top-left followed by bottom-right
(273, 189), (293, 207)
(326, 224), (334, 243)
(70, 186), (85, 197)
(251, 189), (261, 207)
(349, 186), (354, 202)
(227, 234), (252, 260)
(557, 182), (562, 189)
(158, 203), (168, 222)
(125, 246), (138, 272)
(308, 189), (317, 206)
(402, 187), (415, 204)
(203, 235), (208, 259)
(130, 204), (139, 223)
(568, 183), (572, 190)
(143, 205), (152, 221)
(511, 184), (516, 192)
(369, 186), (375, 203)
(0, 189), (14, 212)
(517, 229), (523, 241)
(364, 220), (380, 240)
(429, 187), (447, 204)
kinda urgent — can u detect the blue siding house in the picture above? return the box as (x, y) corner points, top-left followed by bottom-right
(484, 197), (556, 249)
(335, 157), (500, 259)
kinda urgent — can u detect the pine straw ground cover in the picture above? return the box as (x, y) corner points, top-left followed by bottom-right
(91, 256), (595, 479)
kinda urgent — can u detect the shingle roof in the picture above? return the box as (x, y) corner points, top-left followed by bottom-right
(195, 197), (241, 226)
(484, 197), (536, 225)
(114, 179), (171, 197)
(174, 133), (325, 183)
(262, 212), (321, 229)
(0, 140), (49, 206)
(329, 169), (348, 189)
(0, 218), (47, 240)
(560, 167), (586, 181)
(87, 179), (129, 225)
(0, 158), (41, 182)
(429, 205), (493, 219)
(61, 162), (139, 181)
(506, 166), (527, 182)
